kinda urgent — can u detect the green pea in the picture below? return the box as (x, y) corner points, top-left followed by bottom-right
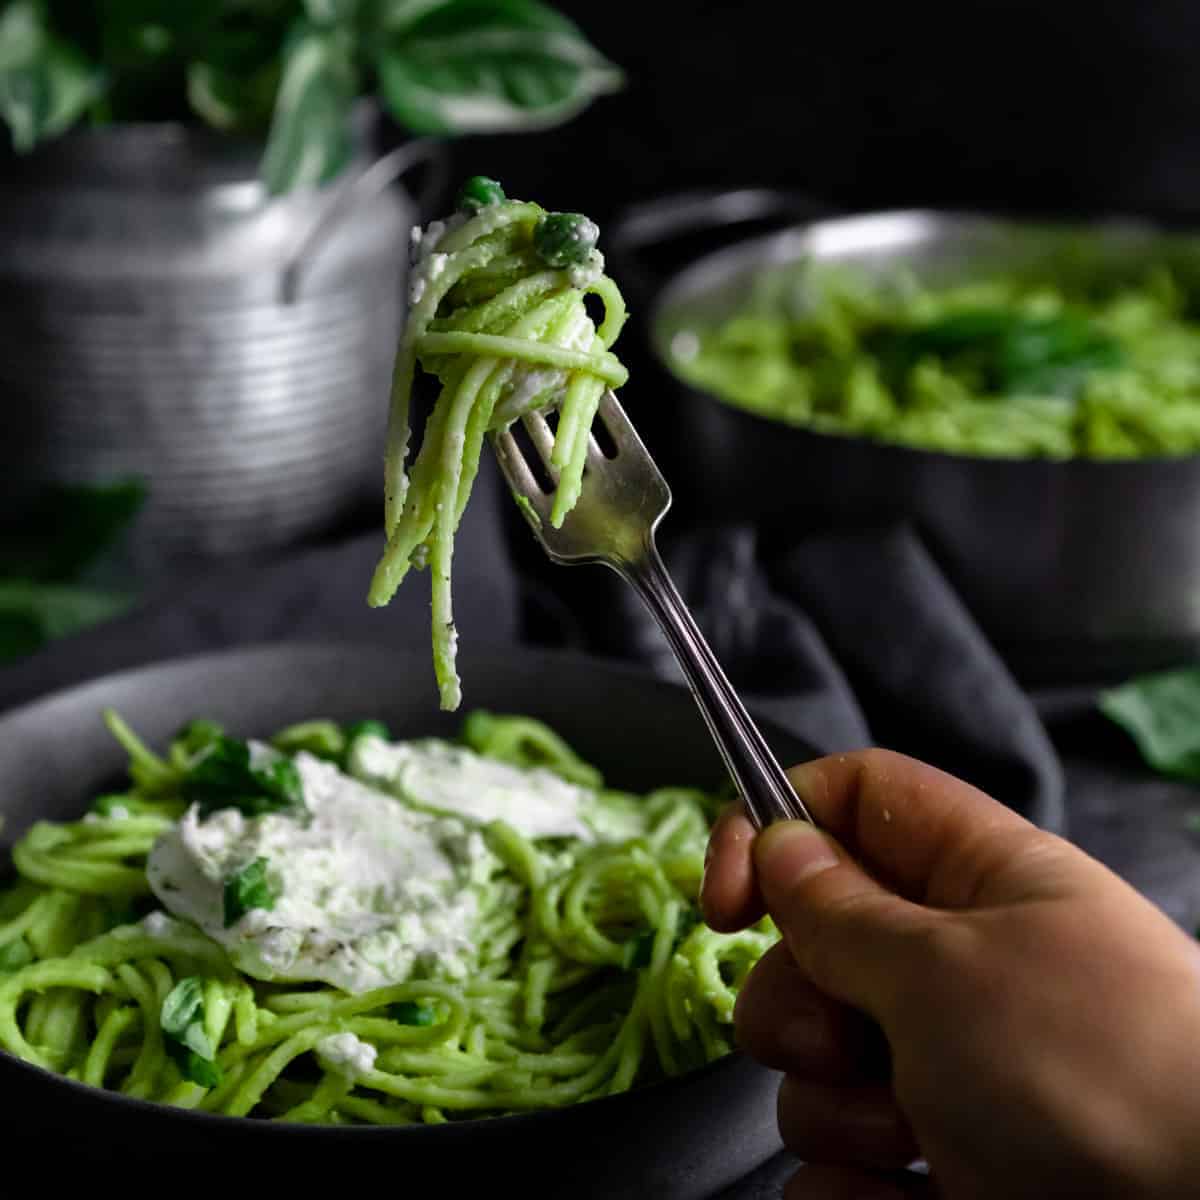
(533, 212), (600, 269)
(457, 175), (506, 213)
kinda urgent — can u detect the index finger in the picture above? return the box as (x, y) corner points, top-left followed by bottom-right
(787, 749), (1044, 906)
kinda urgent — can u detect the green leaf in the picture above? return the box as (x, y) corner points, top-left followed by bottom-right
(175, 719), (227, 759)
(161, 976), (223, 1085)
(186, 57), (279, 132)
(183, 736), (307, 818)
(0, 937), (34, 973)
(376, 0), (621, 135)
(0, 583), (136, 663)
(0, 2), (103, 152)
(170, 1046), (223, 1088)
(0, 478), (146, 582)
(388, 1000), (436, 1025)
(223, 857), (277, 927)
(345, 719), (390, 742)
(1099, 668), (1200, 783)
(161, 977), (205, 1041)
(260, 21), (358, 194)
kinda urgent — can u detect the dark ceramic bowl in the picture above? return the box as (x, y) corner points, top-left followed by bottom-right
(0, 643), (811, 1196)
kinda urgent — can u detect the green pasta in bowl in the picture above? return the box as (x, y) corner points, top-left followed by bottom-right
(669, 261), (1200, 460)
(0, 707), (774, 1125)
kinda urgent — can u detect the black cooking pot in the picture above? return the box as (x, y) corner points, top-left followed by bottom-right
(0, 643), (808, 1196)
(609, 194), (1200, 683)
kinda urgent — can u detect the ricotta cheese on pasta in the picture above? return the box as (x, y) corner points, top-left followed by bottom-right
(146, 751), (491, 994)
(144, 739), (628, 994)
(349, 736), (598, 841)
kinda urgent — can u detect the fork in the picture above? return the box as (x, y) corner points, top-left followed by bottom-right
(490, 389), (816, 830)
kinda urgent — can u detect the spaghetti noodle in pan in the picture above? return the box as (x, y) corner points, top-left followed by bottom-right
(367, 177), (629, 710)
(0, 710), (775, 1124)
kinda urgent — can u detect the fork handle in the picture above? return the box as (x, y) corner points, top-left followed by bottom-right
(619, 543), (816, 830)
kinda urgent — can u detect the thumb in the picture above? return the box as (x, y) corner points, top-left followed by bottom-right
(754, 820), (937, 1024)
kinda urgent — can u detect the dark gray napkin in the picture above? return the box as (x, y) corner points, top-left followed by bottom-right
(618, 524), (1065, 831)
(0, 461), (519, 715)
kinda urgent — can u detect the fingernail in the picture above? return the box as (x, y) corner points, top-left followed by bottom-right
(754, 821), (839, 881)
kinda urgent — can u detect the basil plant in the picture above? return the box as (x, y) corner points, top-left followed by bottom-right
(0, 0), (622, 193)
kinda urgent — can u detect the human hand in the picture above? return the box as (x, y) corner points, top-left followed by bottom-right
(702, 750), (1200, 1199)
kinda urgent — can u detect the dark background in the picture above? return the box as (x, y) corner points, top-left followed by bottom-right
(456, 1), (1200, 227)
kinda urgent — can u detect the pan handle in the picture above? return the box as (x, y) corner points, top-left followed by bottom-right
(607, 188), (829, 305)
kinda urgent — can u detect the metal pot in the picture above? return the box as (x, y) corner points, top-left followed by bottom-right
(610, 195), (1200, 683)
(0, 119), (444, 570)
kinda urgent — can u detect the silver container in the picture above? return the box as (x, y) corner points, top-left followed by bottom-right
(0, 122), (435, 568)
(612, 198), (1200, 681)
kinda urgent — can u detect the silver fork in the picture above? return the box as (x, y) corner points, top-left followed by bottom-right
(491, 389), (815, 829)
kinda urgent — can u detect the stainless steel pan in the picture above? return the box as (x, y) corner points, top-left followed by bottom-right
(611, 197), (1200, 682)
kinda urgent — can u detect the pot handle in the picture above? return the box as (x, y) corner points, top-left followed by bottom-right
(607, 187), (829, 305)
(280, 138), (449, 304)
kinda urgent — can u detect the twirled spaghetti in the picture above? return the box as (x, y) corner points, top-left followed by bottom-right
(367, 178), (629, 710)
(0, 711), (775, 1124)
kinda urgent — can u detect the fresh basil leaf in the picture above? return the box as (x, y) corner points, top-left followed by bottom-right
(388, 1000), (437, 1025)
(187, 57), (279, 132)
(175, 719), (226, 759)
(1099, 668), (1200, 783)
(169, 1045), (223, 1088)
(0, 937), (34, 973)
(0, 583), (136, 664)
(260, 21), (358, 194)
(344, 719), (390, 742)
(183, 736), (306, 818)
(161, 976), (224, 1085)
(223, 857), (277, 927)
(0, 2), (103, 152)
(161, 976), (205, 1040)
(376, 0), (621, 135)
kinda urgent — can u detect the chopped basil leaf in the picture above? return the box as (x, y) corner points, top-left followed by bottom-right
(389, 1000), (436, 1026)
(183, 736), (305, 818)
(344, 719), (390, 743)
(223, 857), (277, 928)
(175, 719), (225, 759)
(457, 175), (505, 213)
(161, 976), (223, 1088)
(170, 1046), (223, 1089)
(0, 937), (33, 972)
(161, 977), (205, 1040)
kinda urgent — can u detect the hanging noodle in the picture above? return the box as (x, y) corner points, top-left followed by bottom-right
(367, 179), (629, 710)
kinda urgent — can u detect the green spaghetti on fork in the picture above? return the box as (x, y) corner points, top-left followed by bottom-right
(367, 178), (630, 710)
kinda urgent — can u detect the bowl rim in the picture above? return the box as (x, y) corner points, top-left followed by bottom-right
(0, 640), (800, 1138)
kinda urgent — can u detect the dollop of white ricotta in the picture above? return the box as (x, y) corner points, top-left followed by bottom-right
(316, 1031), (377, 1081)
(146, 751), (491, 993)
(350, 737), (597, 841)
